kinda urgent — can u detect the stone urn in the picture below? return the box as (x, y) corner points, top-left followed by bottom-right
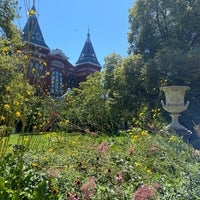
(160, 86), (192, 140)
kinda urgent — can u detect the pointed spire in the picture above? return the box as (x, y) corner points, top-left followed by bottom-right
(32, 0), (36, 11)
(87, 27), (90, 41)
(22, 0), (49, 49)
(76, 31), (100, 66)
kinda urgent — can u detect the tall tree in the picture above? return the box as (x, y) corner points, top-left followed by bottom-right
(128, 0), (200, 58)
(128, 0), (200, 129)
(0, 0), (17, 38)
(103, 53), (123, 90)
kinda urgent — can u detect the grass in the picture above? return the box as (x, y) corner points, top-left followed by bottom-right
(2, 129), (200, 199)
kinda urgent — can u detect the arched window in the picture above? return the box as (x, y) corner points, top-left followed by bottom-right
(50, 70), (63, 97)
(29, 61), (44, 76)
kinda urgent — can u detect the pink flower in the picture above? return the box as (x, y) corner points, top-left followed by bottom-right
(115, 172), (123, 182)
(97, 141), (109, 154)
(133, 185), (155, 200)
(150, 144), (159, 153)
(81, 178), (96, 200)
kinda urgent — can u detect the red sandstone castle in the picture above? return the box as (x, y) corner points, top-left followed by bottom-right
(22, 4), (101, 97)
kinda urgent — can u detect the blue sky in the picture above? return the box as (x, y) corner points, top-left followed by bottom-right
(15, 0), (135, 66)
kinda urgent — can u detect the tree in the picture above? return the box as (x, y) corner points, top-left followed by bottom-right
(62, 72), (114, 133)
(103, 53), (123, 90)
(0, 0), (17, 38)
(128, 0), (200, 130)
(128, 0), (200, 58)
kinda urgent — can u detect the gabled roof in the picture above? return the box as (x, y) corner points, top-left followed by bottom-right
(75, 31), (100, 66)
(22, 5), (49, 49)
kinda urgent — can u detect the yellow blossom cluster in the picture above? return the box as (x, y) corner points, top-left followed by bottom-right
(16, 49), (22, 54)
(169, 135), (180, 143)
(13, 101), (20, 106)
(151, 108), (161, 119)
(6, 86), (11, 91)
(15, 111), (21, 118)
(2, 47), (9, 53)
(28, 9), (35, 16)
(0, 115), (5, 121)
(43, 61), (47, 66)
(4, 104), (10, 110)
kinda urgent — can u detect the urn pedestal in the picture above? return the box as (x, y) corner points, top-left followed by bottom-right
(160, 86), (192, 141)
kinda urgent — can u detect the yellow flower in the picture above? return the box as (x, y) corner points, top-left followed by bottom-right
(23, 55), (28, 60)
(28, 9), (35, 16)
(45, 71), (50, 76)
(169, 135), (176, 141)
(147, 169), (152, 174)
(43, 61), (47, 66)
(13, 101), (19, 106)
(48, 148), (53, 152)
(135, 162), (141, 167)
(38, 112), (42, 117)
(6, 86), (11, 91)
(132, 135), (139, 142)
(139, 112), (144, 117)
(24, 137), (28, 142)
(32, 162), (38, 167)
(141, 130), (147, 136)
(44, 157), (49, 162)
(4, 104), (10, 110)
(132, 117), (136, 122)
(65, 119), (70, 124)
(15, 111), (21, 118)
(0, 115), (5, 121)
(2, 47), (9, 53)
(16, 49), (21, 54)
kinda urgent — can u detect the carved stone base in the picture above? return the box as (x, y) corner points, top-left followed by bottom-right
(166, 118), (192, 143)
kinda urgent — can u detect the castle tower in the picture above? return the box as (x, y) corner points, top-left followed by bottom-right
(22, 1), (101, 96)
(22, 1), (75, 97)
(22, 3), (49, 50)
(75, 31), (101, 83)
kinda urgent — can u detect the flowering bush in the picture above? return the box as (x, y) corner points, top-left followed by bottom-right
(133, 185), (155, 200)
(6, 130), (197, 200)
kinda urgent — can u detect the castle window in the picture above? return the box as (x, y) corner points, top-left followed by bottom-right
(29, 61), (44, 76)
(50, 70), (63, 97)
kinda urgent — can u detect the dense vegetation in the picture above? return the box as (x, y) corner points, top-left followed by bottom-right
(0, 0), (200, 199)
(1, 131), (199, 200)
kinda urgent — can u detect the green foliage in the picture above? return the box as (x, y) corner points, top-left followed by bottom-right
(0, 0), (17, 38)
(128, 0), (200, 57)
(103, 53), (123, 90)
(0, 152), (59, 199)
(7, 130), (200, 200)
(62, 72), (114, 133)
(127, 0), (200, 131)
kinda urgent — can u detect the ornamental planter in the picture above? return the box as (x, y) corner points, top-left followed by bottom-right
(160, 86), (192, 140)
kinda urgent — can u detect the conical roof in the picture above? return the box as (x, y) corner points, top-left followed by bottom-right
(76, 31), (100, 66)
(22, 5), (49, 49)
